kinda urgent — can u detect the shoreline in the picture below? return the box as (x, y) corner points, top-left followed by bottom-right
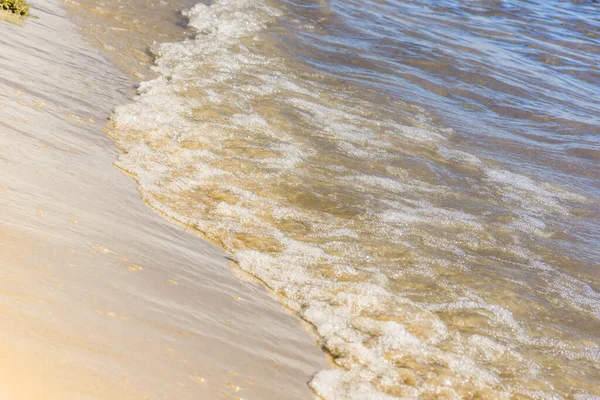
(0, 0), (328, 398)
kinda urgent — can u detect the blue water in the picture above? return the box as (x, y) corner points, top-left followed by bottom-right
(110, 0), (600, 397)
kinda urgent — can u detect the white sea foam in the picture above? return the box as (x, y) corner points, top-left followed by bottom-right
(108, 0), (600, 397)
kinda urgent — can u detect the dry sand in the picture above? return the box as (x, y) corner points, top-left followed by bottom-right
(0, 0), (327, 398)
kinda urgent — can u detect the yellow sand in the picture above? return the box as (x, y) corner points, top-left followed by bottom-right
(0, 1), (327, 398)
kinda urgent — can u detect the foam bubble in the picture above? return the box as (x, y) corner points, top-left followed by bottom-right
(107, 0), (600, 397)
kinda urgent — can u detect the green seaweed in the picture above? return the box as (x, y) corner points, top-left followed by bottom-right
(0, 0), (29, 16)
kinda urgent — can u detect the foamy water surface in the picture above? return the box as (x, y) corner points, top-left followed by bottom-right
(110, 0), (600, 398)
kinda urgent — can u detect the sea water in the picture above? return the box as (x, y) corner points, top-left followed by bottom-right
(109, 0), (600, 398)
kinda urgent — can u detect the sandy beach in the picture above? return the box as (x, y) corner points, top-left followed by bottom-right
(3, 0), (599, 398)
(0, 1), (327, 398)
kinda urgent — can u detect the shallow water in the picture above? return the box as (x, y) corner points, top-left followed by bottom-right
(109, 0), (600, 398)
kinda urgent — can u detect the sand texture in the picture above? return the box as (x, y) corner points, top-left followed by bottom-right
(0, 1), (327, 398)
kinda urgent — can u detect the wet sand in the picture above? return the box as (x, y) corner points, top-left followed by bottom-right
(0, 1), (327, 398)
